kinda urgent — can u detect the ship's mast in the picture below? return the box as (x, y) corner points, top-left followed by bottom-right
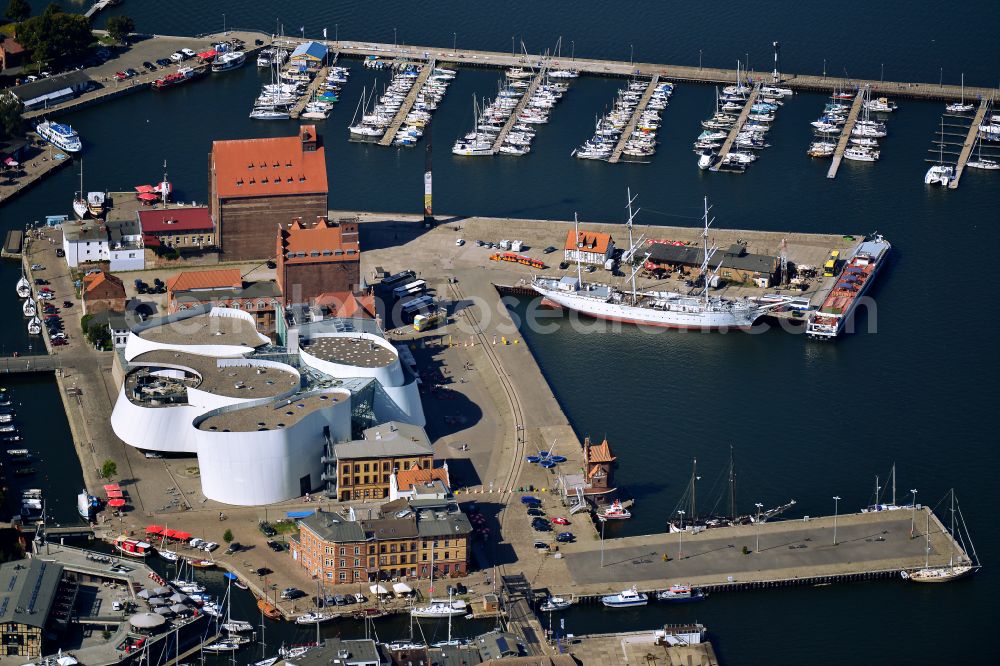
(949, 488), (955, 568)
(625, 188), (640, 302)
(700, 197), (718, 304)
(892, 463), (896, 507)
(690, 458), (698, 523)
(729, 445), (736, 521)
(574, 212), (583, 286)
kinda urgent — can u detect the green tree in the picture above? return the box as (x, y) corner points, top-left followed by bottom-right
(16, 5), (92, 68)
(105, 15), (133, 44)
(0, 94), (24, 142)
(100, 459), (117, 480)
(222, 529), (233, 544)
(4, 0), (31, 23)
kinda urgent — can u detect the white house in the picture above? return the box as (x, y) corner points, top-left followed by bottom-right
(62, 217), (144, 271)
(564, 229), (615, 265)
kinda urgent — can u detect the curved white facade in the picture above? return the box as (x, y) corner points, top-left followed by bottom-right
(193, 389), (352, 505)
(110, 307), (427, 506)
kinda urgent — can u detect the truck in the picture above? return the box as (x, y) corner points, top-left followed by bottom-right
(400, 295), (435, 319)
(413, 308), (447, 332)
(383, 270), (417, 287)
(392, 279), (427, 299)
(510, 240), (523, 252)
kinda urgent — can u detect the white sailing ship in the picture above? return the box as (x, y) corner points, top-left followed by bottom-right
(532, 193), (775, 331)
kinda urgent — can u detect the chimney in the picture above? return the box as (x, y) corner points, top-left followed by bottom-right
(300, 125), (319, 152)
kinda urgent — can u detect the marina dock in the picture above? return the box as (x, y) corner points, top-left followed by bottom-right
(949, 98), (991, 189)
(491, 67), (546, 154)
(827, 90), (866, 179)
(289, 63), (332, 120)
(378, 59), (436, 146)
(608, 75), (660, 164)
(330, 39), (998, 102)
(710, 83), (759, 171)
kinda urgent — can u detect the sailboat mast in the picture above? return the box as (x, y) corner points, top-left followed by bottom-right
(892, 464), (896, 506)
(728, 445), (736, 521)
(701, 197), (712, 303)
(949, 488), (956, 567)
(924, 511), (930, 567)
(690, 458), (697, 523)
(625, 189), (639, 302)
(574, 213), (583, 286)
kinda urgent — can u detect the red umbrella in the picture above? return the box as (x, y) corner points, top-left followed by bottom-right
(107, 489), (124, 498)
(108, 499), (127, 508)
(137, 193), (159, 201)
(146, 525), (165, 535)
(103, 484), (120, 491)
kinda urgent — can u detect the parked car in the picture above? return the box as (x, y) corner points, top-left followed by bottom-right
(455, 238), (465, 246)
(266, 540), (283, 552)
(556, 532), (575, 543)
(156, 58), (172, 67)
(125, 68), (139, 78)
(169, 52), (185, 63)
(142, 61), (156, 71)
(30, 264), (44, 271)
(551, 517), (570, 525)
(180, 48), (196, 58)
(189, 538), (205, 549)
(281, 587), (304, 600)
(55, 248), (65, 257)
(202, 541), (219, 552)
(51, 339), (68, 346)
(114, 71), (128, 81)
(527, 508), (545, 517)
(265, 260), (277, 269)
(34, 278), (49, 285)
(259, 521), (277, 537)
(225, 542), (241, 554)
(533, 541), (550, 551)
(62, 300), (73, 308)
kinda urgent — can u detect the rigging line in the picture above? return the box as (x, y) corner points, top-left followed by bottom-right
(639, 207), (704, 220)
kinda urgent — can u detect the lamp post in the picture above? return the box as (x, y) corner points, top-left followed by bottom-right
(880, 63), (884, 84)
(910, 489), (918, 538)
(823, 58), (827, 80)
(511, 36), (515, 58)
(939, 67), (943, 88)
(335, 24), (338, 45)
(699, 49), (702, 71)
(629, 43), (634, 68)
(677, 510), (685, 559)
(571, 40), (575, 61)
(599, 517), (606, 567)
(453, 32), (457, 52)
(754, 503), (763, 553)
(833, 496), (841, 545)
(222, 13), (226, 35)
(393, 28), (397, 48)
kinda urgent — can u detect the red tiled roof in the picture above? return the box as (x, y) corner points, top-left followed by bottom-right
(565, 229), (613, 254)
(83, 271), (125, 297)
(587, 438), (616, 463)
(314, 291), (376, 318)
(212, 126), (328, 199)
(139, 207), (213, 234)
(278, 218), (359, 264)
(166, 269), (242, 293)
(395, 467), (449, 492)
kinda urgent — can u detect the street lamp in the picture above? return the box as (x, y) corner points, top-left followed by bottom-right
(393, 28), (397, 48)
(599, 516), (606, 567)
(880, 63), (884, 84)
(833, 496), (841, 545)
(453, 32), (457, 52)
(754, 503), (763, 553)
(823, 58), (827, 80)
(699, 49), (702, 71)
(939, 67), (943, 88)
(629, 43), (634, 68)
(571, 40), (575, 61)
(335, 24), (339, 45)
(222, 13), (226, 35)
(511, 36), (515, 58)
(910, 489), (918, 538)
(677, 510), (685, 559)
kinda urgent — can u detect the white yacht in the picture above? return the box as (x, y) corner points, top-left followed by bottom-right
(211, 51), (246, 73)
(16, 276), (31, 299)
(924, 164), (954, 186)
(22, 299), (35, 317)
(539, 596), (572, 612)
(601, 586), (648, 608)
(844, 146), (879, 162)
(35, 120), (82, 152)
(410, 599), (467, 618)
(294, 611), (335, 625)
(27, 316), (41, 335)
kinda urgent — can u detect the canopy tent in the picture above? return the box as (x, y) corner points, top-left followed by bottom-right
(145, 596), (166, 606)
(106, 489), (124, 498)
(136, 588), (152, 599)
(152, 606), (173, 617)
(129, 612), (166, 629)
(138, 193), (159, 201)
(392, 582), (412, 595)
(134, 185), (155, 193)
(108, 499), (126, 507)
(103, 484), (120, 491)
(163, 529), (191, 540)
(168, 592), (187, 603)
(170, 603), (190, 614)
(197, 50), (218, 60)
(152, 586), (171, 596)
(145, 525), (165, 535)
(4, 157), (19, 167)
(369, 584), (389, 595)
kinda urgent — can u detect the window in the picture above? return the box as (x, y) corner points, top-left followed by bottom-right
(363, 463), (370, 472)
(340, 559), (345, 567)
(383, 462), (390, 471)
(339, 571), (346, 580)
(354, 464), (360, 473)
(382, 474), (390, 483)
(339, 547), (346, 556)
(342, 465), (349, 474)
(354, 546), (361, 555)
(354, 476), (360, 485)
(389, 543), (397, 553)
(363, 475), (369, 484)
(422, 460), (430, 469)
(354, 558), (361, 567)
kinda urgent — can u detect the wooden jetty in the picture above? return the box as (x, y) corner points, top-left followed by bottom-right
(827, 89), (867, 179)
(608, 75), (659, 164)
(378, 59), (436, 146)
(326, 39), (998, 102)
(289, 65), (330, 120)
(949, 98), (991, 189)
(83, 0), (117, 20)
(710, 83), (759, 171)
(491, 68), (545, 154)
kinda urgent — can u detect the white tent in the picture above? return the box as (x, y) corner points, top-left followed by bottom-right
(369, 584), (389, 595)
(392, 582), (412, 595)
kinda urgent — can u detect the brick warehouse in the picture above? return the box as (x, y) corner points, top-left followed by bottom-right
(276, 217), (360, 306)
(209, 125), (328, 262)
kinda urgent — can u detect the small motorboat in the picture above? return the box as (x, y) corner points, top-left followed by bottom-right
(539, 596), (572, 612)
(656, 584), (706, 603)
(597, 500), (632, 520)
(295, 611), (336, 625)
(601, 586), (648, 608)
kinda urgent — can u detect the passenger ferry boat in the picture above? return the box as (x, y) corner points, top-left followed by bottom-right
(35, 121), (82, 152)
(114, 535), (153, 557)
(533, 196), (776, 331)
(805, 234), (891, 340)
(656, 584), (705, 603)
(601, 586), (648, 608)
(211, 51), (247, 73)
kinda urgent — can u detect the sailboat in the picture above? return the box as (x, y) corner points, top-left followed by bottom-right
(27, 316), (42, 335)
(158, 524), (178, 562)
(16, 273), (31, 299)
(221, 573), (254, 633)
(861, 464), (911, 512)
(901, 489), (980, 583)
(72, 160), (88, 219)
(966, 135), (1000, 170)
(925, 118), (955, 186)
(22, 298), (36, 318)
(945, 74), (975, 113)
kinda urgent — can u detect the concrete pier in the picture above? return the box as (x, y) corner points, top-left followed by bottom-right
(378, 60), (436, 146)
(492, 68), (546, 154)
(289, 64), (331, 120)
(827, 90), (866, 179)
(608, 75), (659, 164)
(949, 98), (991, 189)
(710, 83), (759, 171)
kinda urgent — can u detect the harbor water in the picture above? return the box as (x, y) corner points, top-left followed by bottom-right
(3, 2), (998, 662)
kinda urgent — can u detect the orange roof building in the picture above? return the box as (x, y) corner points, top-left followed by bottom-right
(209, 126), (329, 262)
(165, 268), (242, 294)
(583, 436), (617, 493)
(276, 217), (361, 306)
(564, 229), (616, 265)
(390, 465), (451, 501)
(82, 271), (126, 316)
